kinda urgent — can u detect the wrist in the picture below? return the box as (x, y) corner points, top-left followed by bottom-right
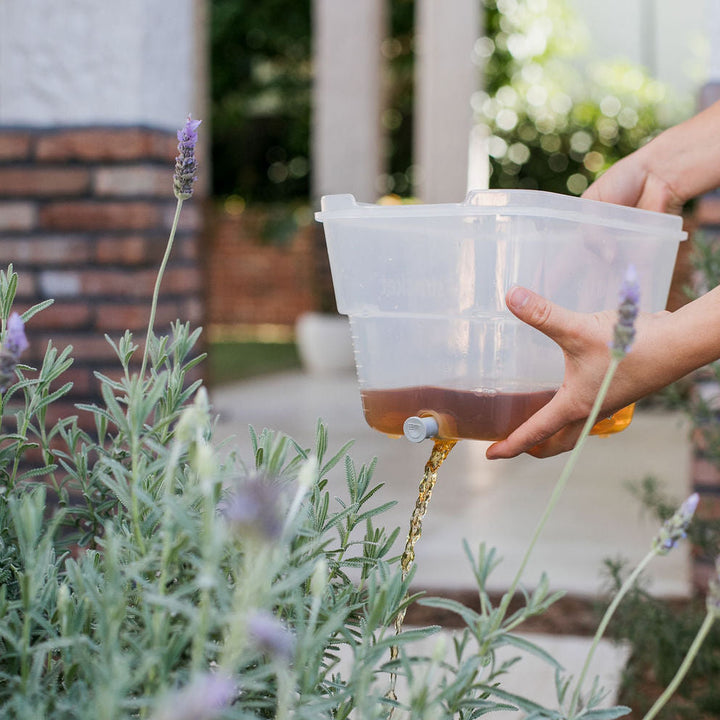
(645, 102), (720, 206)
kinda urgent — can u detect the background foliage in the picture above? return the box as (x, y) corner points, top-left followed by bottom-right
(210, 0), (312, 204)
(478, 0), (679, 195)
(210, 0), (683, 206)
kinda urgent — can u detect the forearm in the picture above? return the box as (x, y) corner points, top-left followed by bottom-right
(640, 100), (720, 206)
(584, 100), (720, 213)
(616, 285), (720, 403)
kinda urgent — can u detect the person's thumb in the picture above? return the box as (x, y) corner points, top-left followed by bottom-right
(506, 286), (580, 347)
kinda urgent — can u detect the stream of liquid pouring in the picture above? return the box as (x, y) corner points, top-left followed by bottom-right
(388, 438), (457, 706)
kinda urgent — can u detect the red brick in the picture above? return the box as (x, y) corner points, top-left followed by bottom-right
(163, 200), (202, 232)
(72, 267), (199, 300)
(694, 197), (720, 226)
(29, 302), (92, 330)
(692, 559), (716, 596)
(39, 201), (161, 231)
(50, 366), (95, 396)
(41, 400), (99, 433)
(177, 234), (200, 262)
(15, 272), (37, 299)
(35, 128), (176, 163)
(93, 366), (132, 386)
(51, 334), (121, 362)
(0, 236), (91, 264)
(95, 235), (156, 264)
(692, 457), (720, 488)
(158, 266), (203, 294)
(0, 201), (38, 231)
(95, 304), (151, 331)
(695, 494), (720, 523)
(184, 363), (207, 388)
(0, 167), (90, 196)
(93, 165), (172, 197)
(181, 297), (205, 326)
(692, 427), (712, 455)
(79, 269), (157, 298)
(150, 132), (180, 161)
(204, 206), (316, 326)
(666, 231), (694, 311)
(0, 132), (32, 161)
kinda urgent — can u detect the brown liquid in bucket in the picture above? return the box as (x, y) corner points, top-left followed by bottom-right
(361, 386), (634, 440)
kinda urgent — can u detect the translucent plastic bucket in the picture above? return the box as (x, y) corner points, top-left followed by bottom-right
(315, 190), (687, 441)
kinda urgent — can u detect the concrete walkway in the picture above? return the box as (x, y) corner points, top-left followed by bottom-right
(210, 368), (693, 714)
(211, 369), (692, 598)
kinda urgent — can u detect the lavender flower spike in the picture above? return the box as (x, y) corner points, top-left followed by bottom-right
(611, 264), (640, 358)
(652, 492), (699, 555)
(5, 313), (28, 356)
(151, 672), (236, 720)
(247, 609), (295, 662)
(0, 312), (28, 393)
(221, 473), (285, 542)
(173, 114), (201, 200)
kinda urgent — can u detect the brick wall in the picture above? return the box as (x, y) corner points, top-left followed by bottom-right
(0, 126), (204, 422)
(689, 192), (720, 594)
(206, 207), (317, 329)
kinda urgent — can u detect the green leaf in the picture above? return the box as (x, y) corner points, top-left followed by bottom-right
(502, 634), (563, 669)
(20, 298), (54, 322)
(17, 464), (58, 481)
(248, 424), (259, 453)
(577, 708), (632, 720)
(456, 699), (518, 715)
(476, 684), (562, 718)
(315, 419), (328, 464)
(354, 501), (397, 525)
(319, 439), (354, 478)
(418, 597), (482, 629)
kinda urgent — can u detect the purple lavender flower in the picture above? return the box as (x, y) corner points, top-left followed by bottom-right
(221, 473), (285, 542)
(0, 312), (28, 392)
(247, 609), (295, 662)
(611, 264), (640, 358)
(173, 114), (201, 200)
(5, 313), (28, 356)
(653, 492), (699, 555)
(152, 672), (236, 720)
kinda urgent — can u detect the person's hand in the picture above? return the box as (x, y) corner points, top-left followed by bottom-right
(582, 147), (684, 215)
(582, 99), (720, 215)
(485, 286), (672, 459)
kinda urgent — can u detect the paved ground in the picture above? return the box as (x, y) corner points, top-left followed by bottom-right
(211, 368), (692, 598)
(210, 368), (693, 713)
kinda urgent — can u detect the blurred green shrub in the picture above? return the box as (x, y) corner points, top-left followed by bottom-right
(209, 0), (686, 204)
(210, 0), (312, 204)
(478, 0), (682, 195)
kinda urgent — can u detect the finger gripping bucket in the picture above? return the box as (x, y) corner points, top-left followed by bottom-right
(315, 190), (686, 442)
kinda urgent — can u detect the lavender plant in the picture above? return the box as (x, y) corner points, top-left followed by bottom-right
(0, 116), (711, 720)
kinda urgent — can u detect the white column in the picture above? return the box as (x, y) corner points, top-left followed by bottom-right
(697, 0), (720, 110)
(414, 0), (480, 203)
(707, 0), (720, 82)
(312, 0), (385, 203)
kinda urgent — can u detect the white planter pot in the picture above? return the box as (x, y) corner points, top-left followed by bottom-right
(295, 312), (355, 375)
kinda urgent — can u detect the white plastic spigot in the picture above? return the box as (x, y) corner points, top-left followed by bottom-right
(403, 416), (439, 443)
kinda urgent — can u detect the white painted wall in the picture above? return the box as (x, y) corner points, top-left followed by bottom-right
(574, 0), (708, 108)
(0, 0), (198, 129)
